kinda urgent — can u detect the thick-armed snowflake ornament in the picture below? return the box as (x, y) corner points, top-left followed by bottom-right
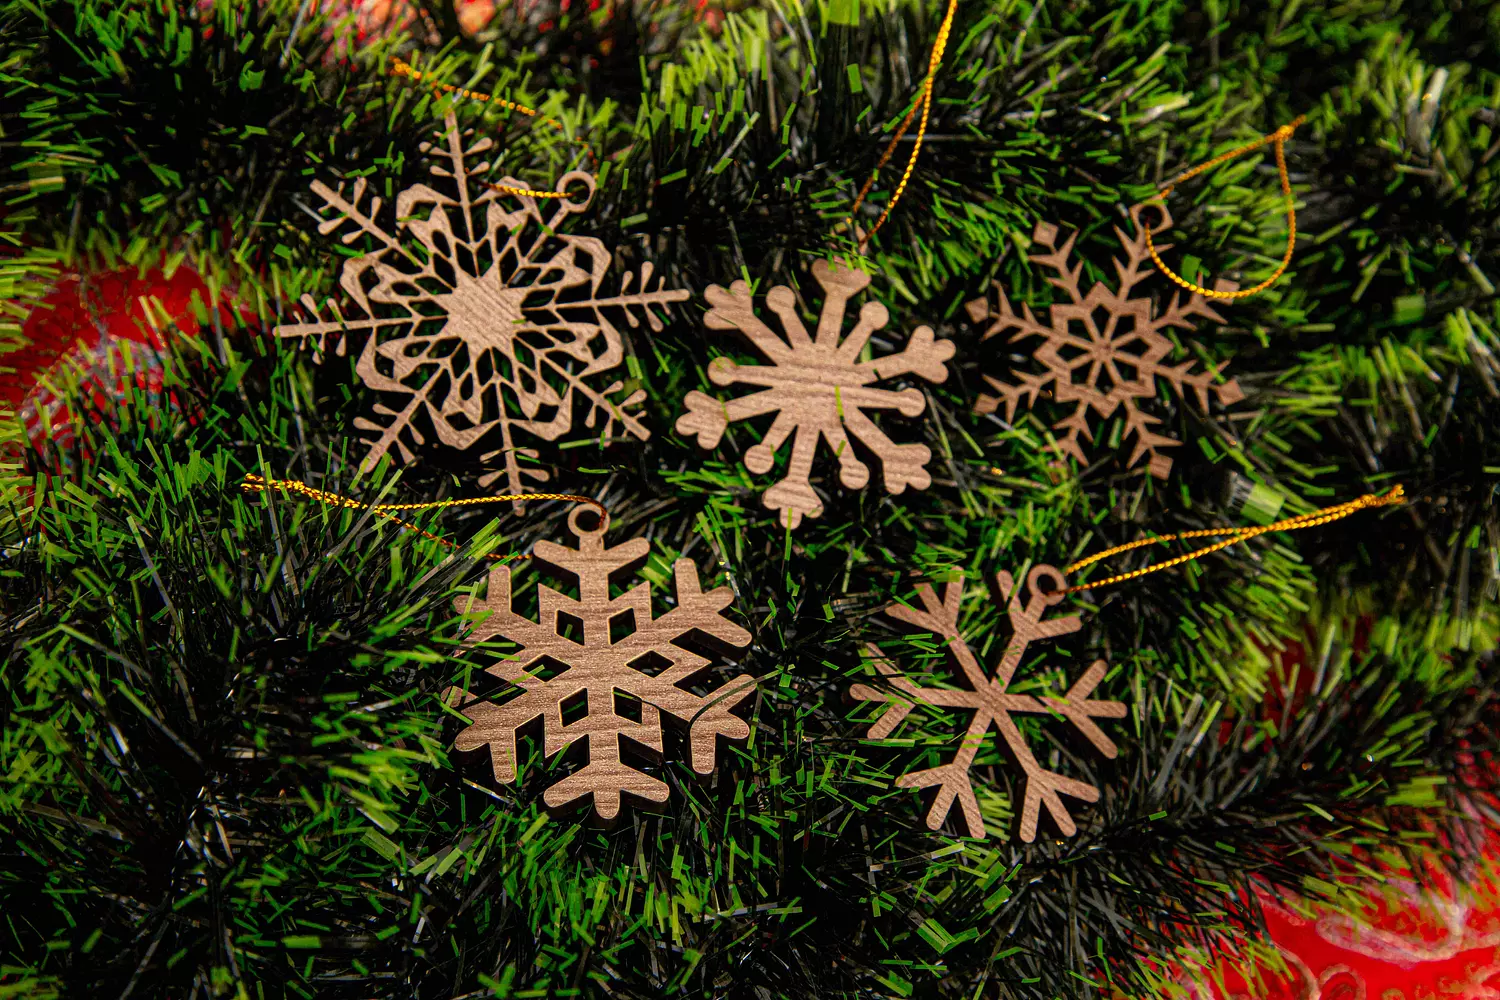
(676, 259), (954, 529)
(444, 507), (756, 818)
(852, 563), (1127, 842)
(274, 112), (687, 495)
(967, 203), (1244, 479)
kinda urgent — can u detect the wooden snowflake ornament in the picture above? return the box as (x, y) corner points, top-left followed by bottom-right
(967, 203), (1244, 479)
(444, 507), (755, 819)
(273, 112), (687, 496)
(676, 259), (954, 529)
(852, 563), (1127, 842)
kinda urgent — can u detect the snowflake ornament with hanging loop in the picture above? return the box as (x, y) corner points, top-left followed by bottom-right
(444, 507), (756, 818)
(676, 258), (954, 529)
(852, 563), (1127, 842)
(966, 203), (1244, 479)
(273, 111), (687, 496)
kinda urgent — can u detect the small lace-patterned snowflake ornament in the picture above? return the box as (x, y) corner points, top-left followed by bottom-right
(966, 203), (1244, 479)
(676, 259), (954, 529)
(852, 563), (1127, 842)
(274, 111), (687, 496)
(444, 507), (755, 818)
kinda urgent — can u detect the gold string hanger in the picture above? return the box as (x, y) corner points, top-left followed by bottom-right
(1144, 115), (1308, 301)
(841, 0), (959, 250)
(1058, 484), (1404, 594)
(240, 474), (605, 563)
(390, 57), (596, 200)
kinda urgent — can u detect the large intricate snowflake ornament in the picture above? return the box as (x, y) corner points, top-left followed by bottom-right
(966, 203), (1244, 479)
(676, 259), (954, 529)
(444, 507), (756, 818)
(274, 112), (687, 495)
(852, 564), (1127, 842)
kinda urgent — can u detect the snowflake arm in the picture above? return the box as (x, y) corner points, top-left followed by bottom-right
(897, 713), (991, 840)
(313, 177), (410, 262)
(611, 558), (753, 660)
(1031, 225), (1088, 303)
(852, 640), (990, 836)
(1049, 659), (1128, 757)
(1049, 403), (1097, 466)
(988, 709), (1101, 840)
(992, 567), (1085, 687)
(677, 384), (784, 453)
(865, 324), (955, 383)
(761, 417), (826, 524)
(446, 563), (585, 785)
(461, 563), (565, 661)
(1154, 354), (1246, 411)
(966, 285), (1061, 422)
(841, 404), (934, 494)
(704, 281), (803, 361)
(1120, 408), (1179, 471)
(849, 649), (922, 738)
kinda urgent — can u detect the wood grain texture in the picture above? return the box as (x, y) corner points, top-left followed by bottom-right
(444, 507), (755, 819)
(966, 203), (1243, 479)
(677, 258), (954, 529)
(851, 564), (1127, 842)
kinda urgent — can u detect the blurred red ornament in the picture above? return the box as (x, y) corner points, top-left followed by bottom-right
(2, 266), (228, 460)
(1199, 877), (1500, 1000)
(1185, 624), (1500, 1000)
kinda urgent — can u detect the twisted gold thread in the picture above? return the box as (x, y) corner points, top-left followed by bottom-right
(842, 0), (959, 249)
(1144, 115), (1307, 301)
(390, 57), (595, 200)
(1062, 484), (1404, 593)
(241, 474), (605, 563)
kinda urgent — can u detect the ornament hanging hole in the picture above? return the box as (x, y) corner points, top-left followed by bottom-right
(1029, 565), (1068, 605)
(556, 170), (597, 213)
(1136, 201), (1170, 235)
(570, 504), (608, 537)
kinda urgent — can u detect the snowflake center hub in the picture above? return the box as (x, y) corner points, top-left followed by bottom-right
(436, 270), (529, 346)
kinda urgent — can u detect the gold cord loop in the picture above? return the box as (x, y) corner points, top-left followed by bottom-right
(240, 474), (605, 563)
(1144, 115), (1307, 301)
(1062, 484), (1404, 593)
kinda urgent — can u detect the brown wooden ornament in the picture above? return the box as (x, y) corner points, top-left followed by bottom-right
(966, 203), (1244, 479)
(676, 259), (955, 529)
(443, 507), (755, 819)
(273, 111), (687, 496)
(851, 564), (1127, 842)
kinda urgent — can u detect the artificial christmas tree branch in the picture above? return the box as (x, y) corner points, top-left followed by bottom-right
(2, 1), (1498, 998)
